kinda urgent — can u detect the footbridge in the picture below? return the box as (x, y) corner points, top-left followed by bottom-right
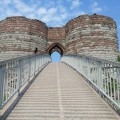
(0, 54), (120, 120)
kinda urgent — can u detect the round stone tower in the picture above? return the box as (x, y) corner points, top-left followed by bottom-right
(0, 14), (119, 61)
(0, 16), (48, 61)
(65, 14), (118, 61)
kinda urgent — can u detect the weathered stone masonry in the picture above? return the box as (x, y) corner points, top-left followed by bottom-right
(0, 16), (48, 61)
(47, 27), (65, 47)
(0, 14), (119, 61)
(65, 15), (118, 61)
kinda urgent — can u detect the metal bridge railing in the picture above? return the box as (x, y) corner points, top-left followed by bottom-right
(0, 54), (51, 109)
(61, 54), (120, 113)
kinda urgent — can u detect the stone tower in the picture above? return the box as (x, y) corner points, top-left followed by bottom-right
(0, 14), (119, 61)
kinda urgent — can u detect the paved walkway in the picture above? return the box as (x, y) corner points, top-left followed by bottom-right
(6, 63), (120, 120)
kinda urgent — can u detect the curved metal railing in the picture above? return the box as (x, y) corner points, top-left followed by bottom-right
(0, 54), (51, 109)
(61, 54), (120, 113)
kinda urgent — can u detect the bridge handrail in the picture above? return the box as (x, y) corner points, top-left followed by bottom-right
(61, 54), (120, 113)
(63, 54), (120, 67)
(0, 54), (51, 109)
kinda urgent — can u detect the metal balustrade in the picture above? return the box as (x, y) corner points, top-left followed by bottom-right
(61, 54), (120, 113)
(0, 54), (51, 109)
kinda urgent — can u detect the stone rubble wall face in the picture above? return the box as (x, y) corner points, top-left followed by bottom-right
(65, 15), (118, 61)
(0, 15), (119, 61)
(47, 27), (66, 47)
(0, 16), (48, 59)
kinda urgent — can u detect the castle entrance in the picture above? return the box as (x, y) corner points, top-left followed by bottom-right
(46, 43), (65, 62)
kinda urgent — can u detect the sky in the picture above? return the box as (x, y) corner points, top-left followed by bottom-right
(0, 0), (120, 61)
(51, 51), (61, 62)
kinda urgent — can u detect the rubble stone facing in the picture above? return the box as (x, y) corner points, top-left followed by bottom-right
(0, 16), (47, 60)
(47, 27), (65, 48)
(0, 14), (119, 61)
(0, 16), (47, 38)
(65, 14), (118, 61)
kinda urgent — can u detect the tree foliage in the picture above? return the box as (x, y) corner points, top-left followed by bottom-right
(118, 55), (120, 62)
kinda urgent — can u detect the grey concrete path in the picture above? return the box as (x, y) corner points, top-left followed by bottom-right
(6, 63), (120, 120)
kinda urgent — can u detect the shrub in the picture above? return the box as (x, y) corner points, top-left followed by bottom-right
(118, 55), (120, 62)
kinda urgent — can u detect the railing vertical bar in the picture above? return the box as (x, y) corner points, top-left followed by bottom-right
(118, 68), (120, 105)
(6, 68), (9, 102)
(61, 54), (120, 110)
(28, 58), (30, 82)
(106, 63), (109, 96)
(113, 67), (116, 102)
(97, 62), (101, 90)
(18, 60), (22, 94)
(0, 54), (50, 110)
(100, 62), (104, 91)
(87, 58), (90, 80)
(109, 64), (112, 99)
(95, 62), (97, 85)
(104, 63), (107, 94)
(0, 65), (4, 108)
(117, 67), (120, 104)
(3, 66), (6, 106)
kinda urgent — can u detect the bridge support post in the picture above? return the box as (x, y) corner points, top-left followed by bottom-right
(80, 56), (83, 74)
(28, 57), (31, 82)
(0, 66), (4, 109)
(17, 60), (22, 95)
(97, 62), (102, 91)
(34, 56), (36, 76)
(116, 68), (120, 105)
(86, 58), (89, 78)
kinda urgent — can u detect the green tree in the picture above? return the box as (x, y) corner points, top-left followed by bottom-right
(118, 55), (120, 62)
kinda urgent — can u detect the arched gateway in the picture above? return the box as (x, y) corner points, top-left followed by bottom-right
(0, 14), (119, 61)
(46, 43), (66, 55)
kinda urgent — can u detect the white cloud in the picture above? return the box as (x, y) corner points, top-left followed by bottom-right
(71, 11), (86, 18)
(71, 0), (82, 9)
(41, 15), (51, 23)
(41, 14), (64, 27)
(45, 1), (56, 8)
(61, 13), (68, 19)
(0, 0), (100, 27)
(1, 0), (12, 5)
(48, 8), (57, 15)
(38, 7), (47, 15)
(93, 2), (98, 7)
(13, 0), (34, 13)
(92, 7), (102, 13)
(26, 14), (37, 19)
(52, 16), (62, 22)
(59, 6), (66, 13)
(91, 1), (102, 13)
(79, 11), (86, 15)
(37, 7), (59, 24)
(6, 9), (22, 16)
(118, 24), (120, 30)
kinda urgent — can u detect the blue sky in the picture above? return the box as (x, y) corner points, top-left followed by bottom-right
(0, 0), (120, 52)
(51, 51), (61, 62)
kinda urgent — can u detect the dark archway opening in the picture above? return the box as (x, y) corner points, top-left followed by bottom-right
(46, 43), (65, 56)
(46, 43), (65, 62)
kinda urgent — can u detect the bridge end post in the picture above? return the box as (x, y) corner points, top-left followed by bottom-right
(0, 66), (4, 110)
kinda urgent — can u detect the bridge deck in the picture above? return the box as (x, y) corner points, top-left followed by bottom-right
(6, 63), (120, 120)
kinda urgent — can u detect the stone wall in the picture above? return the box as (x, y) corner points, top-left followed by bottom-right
(0, 16), (47, 61)
(47, 27), (65, 47)
(65, 14), (118, 61)
(0, 14), (119, 61)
